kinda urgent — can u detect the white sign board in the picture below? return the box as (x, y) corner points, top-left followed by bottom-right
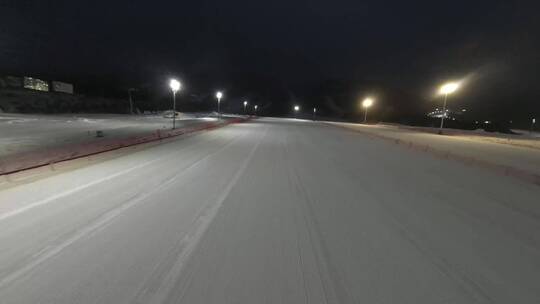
(52, 81), (74, 94)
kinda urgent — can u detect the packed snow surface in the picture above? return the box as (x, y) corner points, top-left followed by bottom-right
(0, 118), (539, 303)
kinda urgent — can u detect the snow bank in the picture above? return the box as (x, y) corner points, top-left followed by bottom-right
(0, 118), (246, 175)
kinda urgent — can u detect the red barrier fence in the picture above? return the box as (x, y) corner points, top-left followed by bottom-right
(0, 118), (246, 176)
(326, 123), (540, 187)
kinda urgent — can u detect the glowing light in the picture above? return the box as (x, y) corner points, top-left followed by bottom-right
(169, 79), (181, 92)
(254, 105), (258, 110)
(216, 91), (223, 99)
(244, 101), (248, 106)
(362, 98), (374, 108)
(313, 108), (317, 113)
(439, 82), (459, 95)
(294, 105), (300, 111)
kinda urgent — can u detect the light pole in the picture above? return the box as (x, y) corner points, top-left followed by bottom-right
(362, 98), (373, 123)
(294, 105), (300, 118)
(216, 91), (223, 117)
(313, 108), (317, 121)
(169, 79), (181, 129)
(531, 118), (536, 134)
(438, 82), (459, 134)
(128, 88), (135, 114)
(244, 101), (248, 114)
(254, 105), (258, 115)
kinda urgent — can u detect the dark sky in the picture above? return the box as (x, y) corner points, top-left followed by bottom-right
(1, 0), (539, 122)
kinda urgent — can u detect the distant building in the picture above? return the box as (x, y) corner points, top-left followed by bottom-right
(23, 77), (49, 92)
(2, 75), (75, 95)
(0, 76), (23, 88)
(427, 108), (466, 120)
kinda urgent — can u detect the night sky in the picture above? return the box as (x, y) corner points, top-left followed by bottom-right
(1, 0), (539, 123)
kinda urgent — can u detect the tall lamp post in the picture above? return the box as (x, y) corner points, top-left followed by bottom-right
(128, 88), (135, 114)
(169, 79), (181, 129)
(244, 101), (248, 114)
(438, 82), (459, 134)
(216, 91), (223, 117)
(313, 108), (317, 121)
(362, 98), (373, 123)
(294, 105), (300, 118)
(254, 105), (258, 115)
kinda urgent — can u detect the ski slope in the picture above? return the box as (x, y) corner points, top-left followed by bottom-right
(0, 118), (539, 303)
